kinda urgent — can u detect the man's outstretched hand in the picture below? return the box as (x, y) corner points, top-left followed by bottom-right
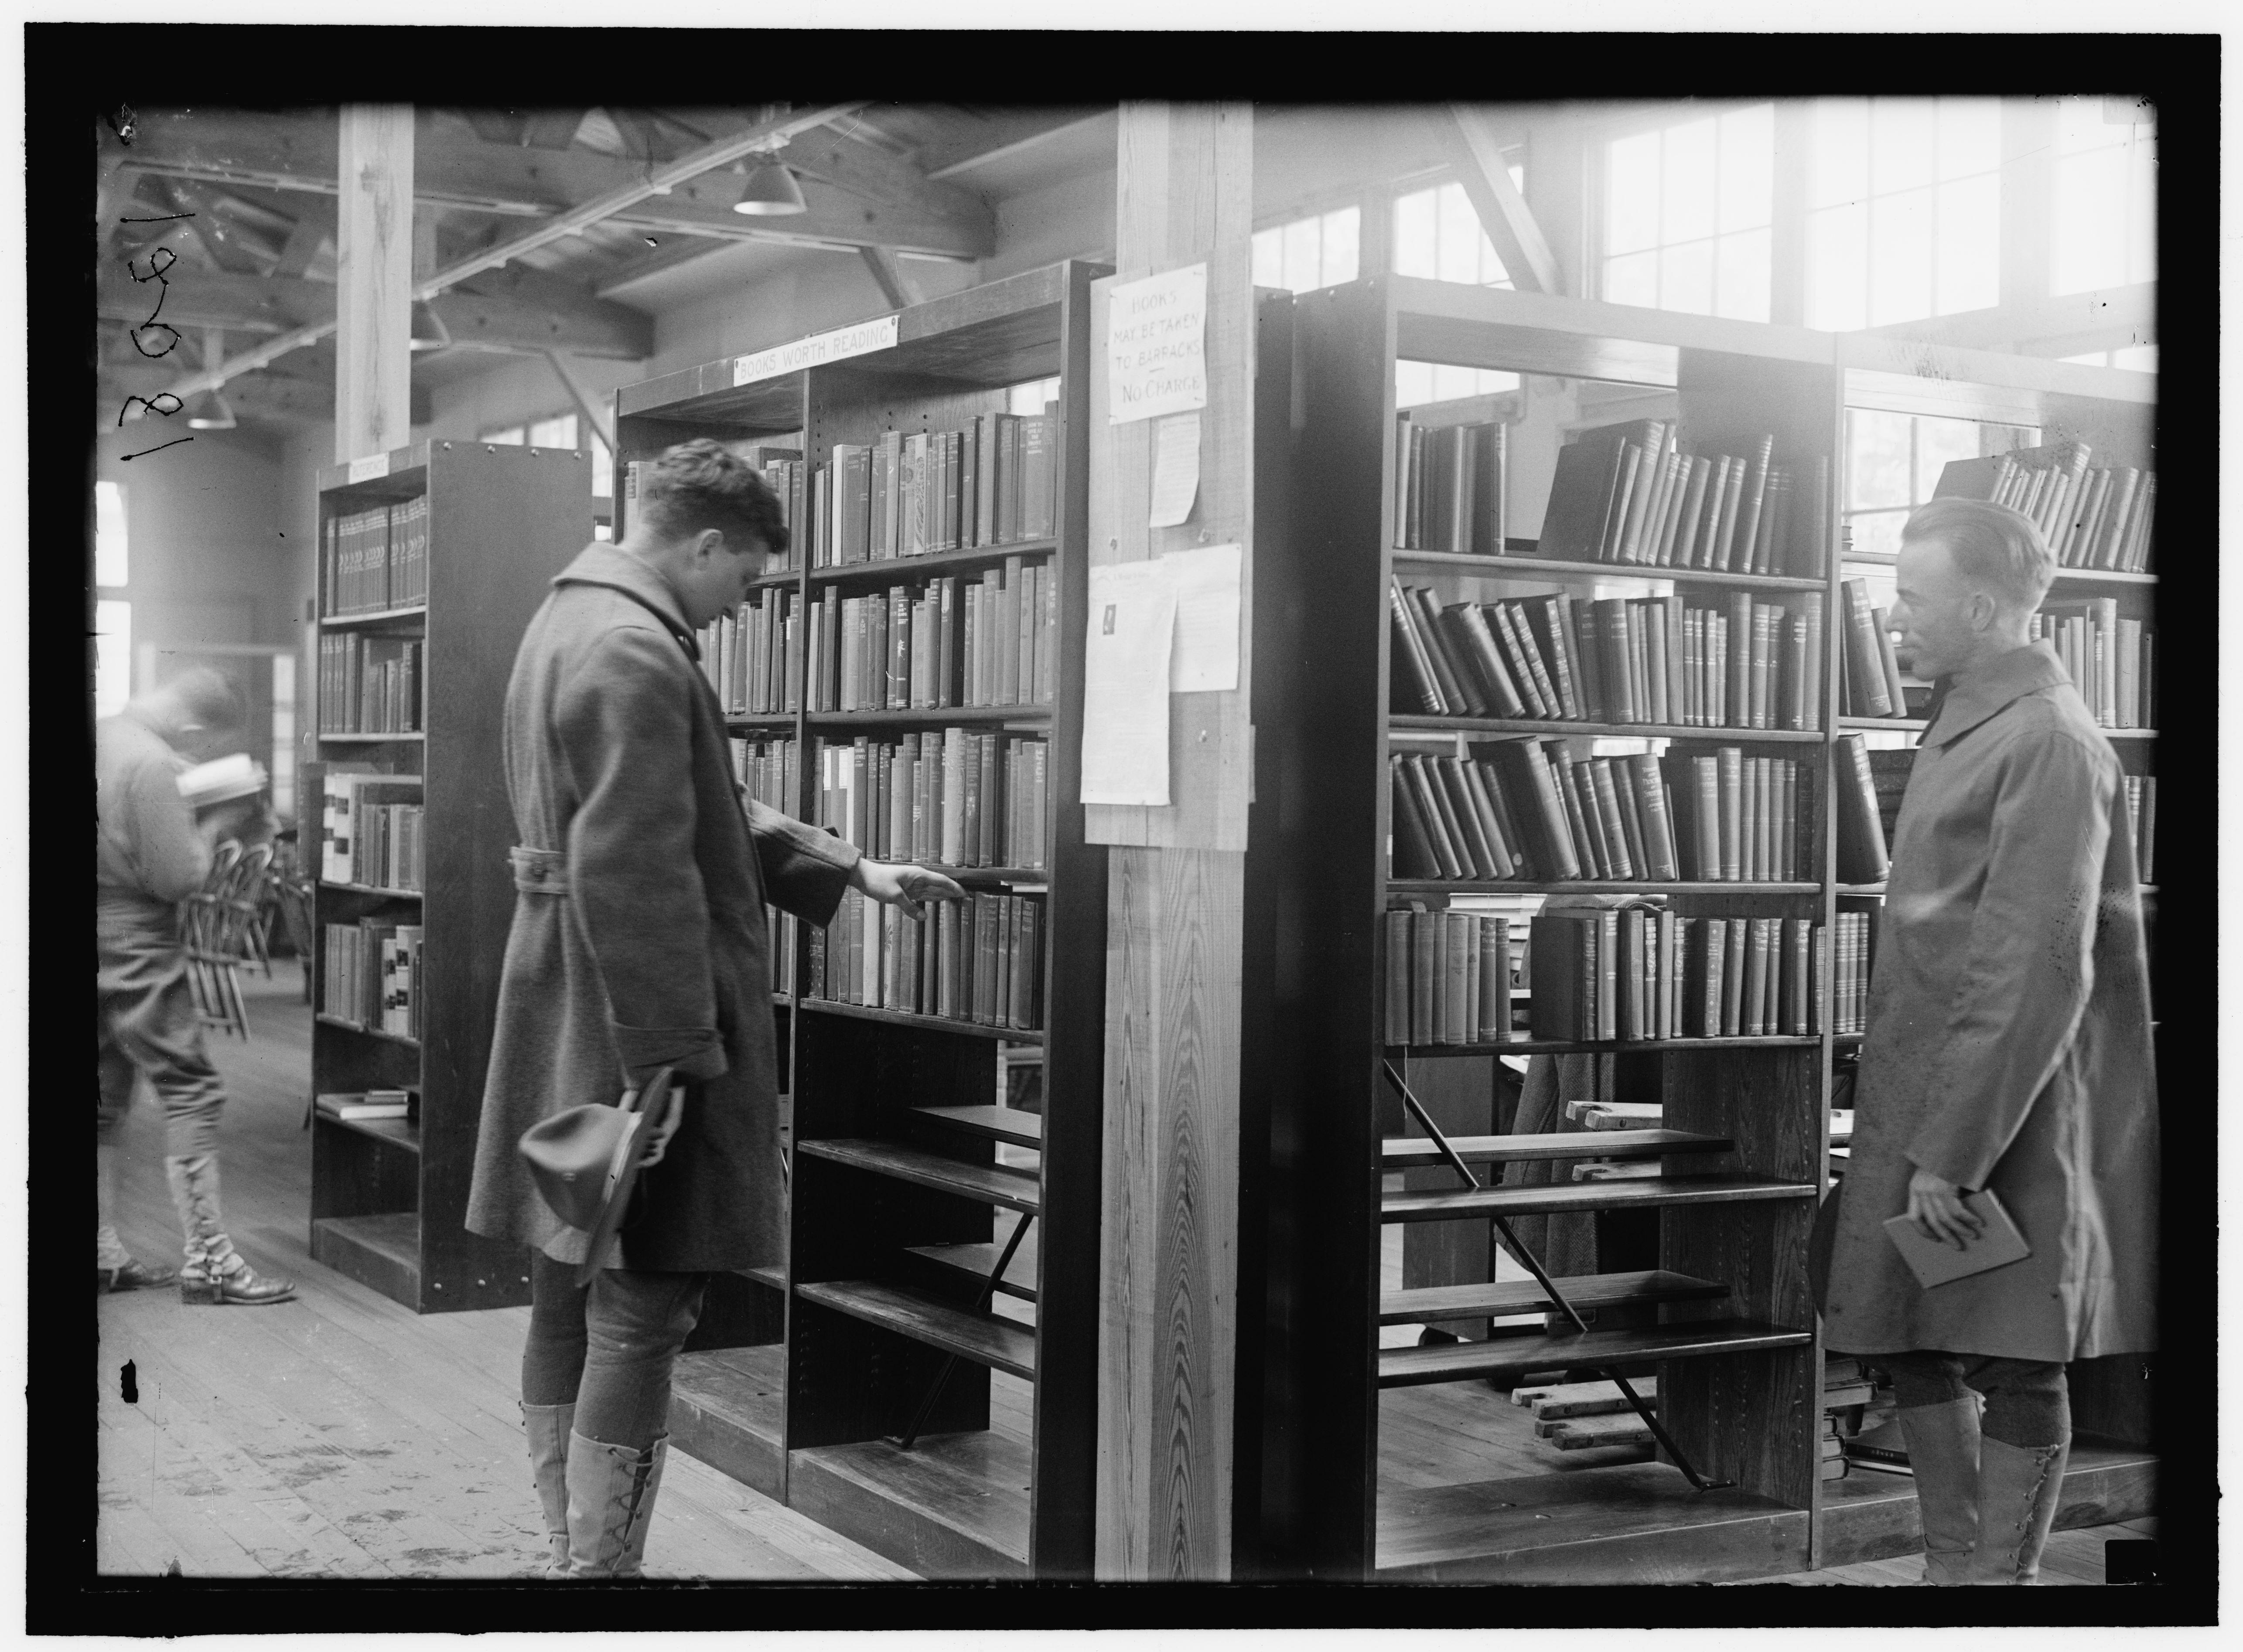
(850, 858), (967, 920)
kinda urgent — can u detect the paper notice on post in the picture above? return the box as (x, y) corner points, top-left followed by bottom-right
(1107, 264), (1208, 425)
(1147, 412), (1201, 528)
(1159, 542), (1242, 692)
(1081, 560), (1178, 806)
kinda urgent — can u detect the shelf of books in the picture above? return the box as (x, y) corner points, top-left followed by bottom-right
(308, 439), (593, 1312)
(620, 261), (1110, 1577)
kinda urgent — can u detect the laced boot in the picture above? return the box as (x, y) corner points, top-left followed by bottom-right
(1895, 1399), (1982, 1584)
(166, 1155), (297, 1305)
(559, 1430), (669, 1578)
(1966, 1437), (2070, 1584)
(522, 1402), (575, 1576)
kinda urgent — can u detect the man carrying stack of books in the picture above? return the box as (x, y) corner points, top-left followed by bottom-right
(1818, 498), (2157, 1585)
(96, 668), (297, 1305)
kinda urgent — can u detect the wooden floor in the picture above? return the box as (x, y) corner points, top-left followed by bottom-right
(97, 961), (2143, 1585)
(95, 962), (914, 1581)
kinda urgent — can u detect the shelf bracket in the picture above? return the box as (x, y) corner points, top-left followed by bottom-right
(1383, 1059), (1734, 1494)
(893, 1210), (1035, 1454)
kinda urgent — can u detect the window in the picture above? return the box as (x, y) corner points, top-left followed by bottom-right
(1007, 377), (1062, 417)
(1806, 98), (2001, 332)
(529, 413), (576, 450)
(95, 599), (132, 720)
(1252, 204), (1361, 296)
(1395, 360), (1519, 410)
(1603, 105), (1773, 321)
(480, 424), (525, 446)
(1841, 409), (2036, 573)
(96, 480), (128, 589)
(2060, 344), (2159, 374)
(1393, 176), (1519, 290)
(2052, 98), (2156, 295)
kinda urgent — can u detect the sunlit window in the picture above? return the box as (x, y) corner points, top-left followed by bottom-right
(1007, 377), (1062, 417)
(481, 425), (526, 446)
(529, 413), (576, 450)
(1252, 205), (1362, 296)
(1842, 408), (2037, 566)
(1806, 98), (2002, 331)
(1393, 175), (1520, 290)
(591, 426), (613, 498)
(1603, 106), (1773, 321)
(1395, 360), (1519, 410)
(96, 480), (129, 589)
(2060, 344), (2159, 373)
(2053, 98), (2156, 295)
(95, 598), (132, 720)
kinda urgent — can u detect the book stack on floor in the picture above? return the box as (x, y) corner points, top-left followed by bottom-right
(318, 635), (424, 734)
(2031, 601), (2155, 729)
(1934, 444), (2155, 573)
(1532, 421), (1830, 578)
(806, 888), (1043, 1031)
(1513, 1377), (1659, 1461)
(1390, 579), (1823, 731)
(1829, 1357), (1905, 1478)
(1390, 743), (1810, 885)
(810, 732), (1049, 871)
(321, 920), (424, 1039)
(322, 497), (430, 616)
(1383, 908), (1518, 1046)
(1839, 578), (1914, 719)
(1393, 416), (1507, 554)
(1527, 907), (1857, 1042)
(803, 562), (1057, 712)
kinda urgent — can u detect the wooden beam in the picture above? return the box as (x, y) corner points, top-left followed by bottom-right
(856, 245), (921, 310)
(336, 105), (414, 463)
(103, 363), (429, 430)
(272, 198), (332, 279)
(1091, 100), (1256, 1584)
(540, 351), (615, 455)
(1431, 104), (1561, 296)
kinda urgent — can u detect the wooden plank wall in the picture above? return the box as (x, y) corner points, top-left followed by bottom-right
(1089, 101), (1254, 1582)
(335, 106), (414, 464)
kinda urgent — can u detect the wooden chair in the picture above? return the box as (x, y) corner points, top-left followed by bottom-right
(269, 836), (317, 1006)
(181, 840), (272, 1041)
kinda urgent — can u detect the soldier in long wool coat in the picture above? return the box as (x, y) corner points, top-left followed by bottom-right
(1821, 497), (2156, 1587)
(467, 440), (961, 1577)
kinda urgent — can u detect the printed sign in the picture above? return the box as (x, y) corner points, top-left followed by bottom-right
(1107, 263), (1207, 425)
(347, 453), (390, 484)
(733, 313), (900, 388)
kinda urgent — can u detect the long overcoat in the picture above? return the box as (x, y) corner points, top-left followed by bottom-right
(1822, 642), (2157, 1363)
(466, 544), (857, 1273)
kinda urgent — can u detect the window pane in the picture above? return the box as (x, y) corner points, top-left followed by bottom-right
(1394, 359), (1436, 409)
(591, 430), (613, 498)
(1604, 249), (1657, 308)
(1873, 99), (1938, 195)
(1393, 186), (1438, 279)
(483, 426), (525, 446)
(95, 599), (132, 719)
(2053, 147), (2126, 293)
(1847, 510), (1907, 563)
(529, 413), (575, 450)
(1915, 414), (1987, 484)
(1283, 214), (1320, 293)
(1321, 206), (1361, 288)
(1662, 119), (1717, 245)
(1869, 187), (1934, 326)
(1606, 130), (1662, 254)
(1660, 239), (1715, 317)
(1811, 99), (1869, 209)
(1252, 226), (1283, 290)
(1714, 227), (1772, 321)
(2112, 344), (2158, 373)
(1848, 410), (1914, 509)
(1475, 368), (1522, 396)
(1430, 363), (1482, 403)
(1717, 104), (1774, 232)
(1436, 181), (1483, 285)
(1008, 376), (1061, 416)
(1936, 172), (2001, 314)
(1806, 204), (1867, 331)
(95, 480), (127, 588)
(1937, 97), (2001, 181)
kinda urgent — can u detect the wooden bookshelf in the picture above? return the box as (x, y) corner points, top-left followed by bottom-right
(307, 439), (591, 1313)
(618, 260), (1110, 1577)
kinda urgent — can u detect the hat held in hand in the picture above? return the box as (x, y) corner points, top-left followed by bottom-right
(518, 1066), (680, 1284)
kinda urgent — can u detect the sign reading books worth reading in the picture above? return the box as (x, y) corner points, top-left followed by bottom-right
(1107, 263), (1207, 425)
(732, 313), (900, 388)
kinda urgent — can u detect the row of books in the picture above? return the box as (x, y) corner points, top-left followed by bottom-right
(320, 773), (423, 888)
(1392, 580), (1825, 732)
(1390, 744), (1816, 886)
(813, 731), (1049, 871)
(1394, 417), (1509, 555)
(1536, 423), (1830, 579)
(1934, 443), (2155, 572)
(1837, 579), (1911, 719)
(806, 888), (1045, 1031)
(321, 497), (429, 617)
(693, 560), (1059, 717)
(2032, 601), (2157, 729)
(318, 634), (423, 735)
(1525, 908), (1869, 1043)
(321, 920), (424, 1040)
(2126, 776), (2158, 883)
(1383, 909), (1519, 1046)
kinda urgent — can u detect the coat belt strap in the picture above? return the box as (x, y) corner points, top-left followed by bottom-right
(510, 846), (568, 895)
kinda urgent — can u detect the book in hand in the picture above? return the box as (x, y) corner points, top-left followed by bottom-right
(315, 1090), (413, 1121)
(1881, 1189), (2031, 1290)
(178, 754), (269, 810)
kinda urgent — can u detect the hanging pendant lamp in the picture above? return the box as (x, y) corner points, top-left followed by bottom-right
(732, 158), (808, 216)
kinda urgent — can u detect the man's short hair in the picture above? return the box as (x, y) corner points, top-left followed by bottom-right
(636, 439), (789, 560)
(165, 666), (246, 730)
(1901, 496), (2055, 613)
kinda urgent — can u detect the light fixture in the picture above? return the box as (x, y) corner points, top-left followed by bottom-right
(183, 387), (237, 430)
(410, 299), (451, 352)
(732, 157), (807, 217)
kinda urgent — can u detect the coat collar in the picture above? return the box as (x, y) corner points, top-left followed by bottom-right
(1920, 641), (2067, 749)
(553, 543), (700, 661)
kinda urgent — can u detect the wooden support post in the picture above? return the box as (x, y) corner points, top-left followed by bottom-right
(857, 245), (922, 311)
(1089, 99), (1253, 1583)
(335, 105), (414, 464)
(1433, 104), (1562, 296)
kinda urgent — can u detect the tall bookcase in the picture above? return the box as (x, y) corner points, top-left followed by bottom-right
(615, 261), (1110, 1578)
(1247, 276), (2158, 1582)
(307, 441), (592, 1313)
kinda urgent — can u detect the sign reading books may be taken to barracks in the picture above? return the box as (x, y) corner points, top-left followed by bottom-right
(1107, 263), (1208, 425)
(732, 313), (900, 388)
